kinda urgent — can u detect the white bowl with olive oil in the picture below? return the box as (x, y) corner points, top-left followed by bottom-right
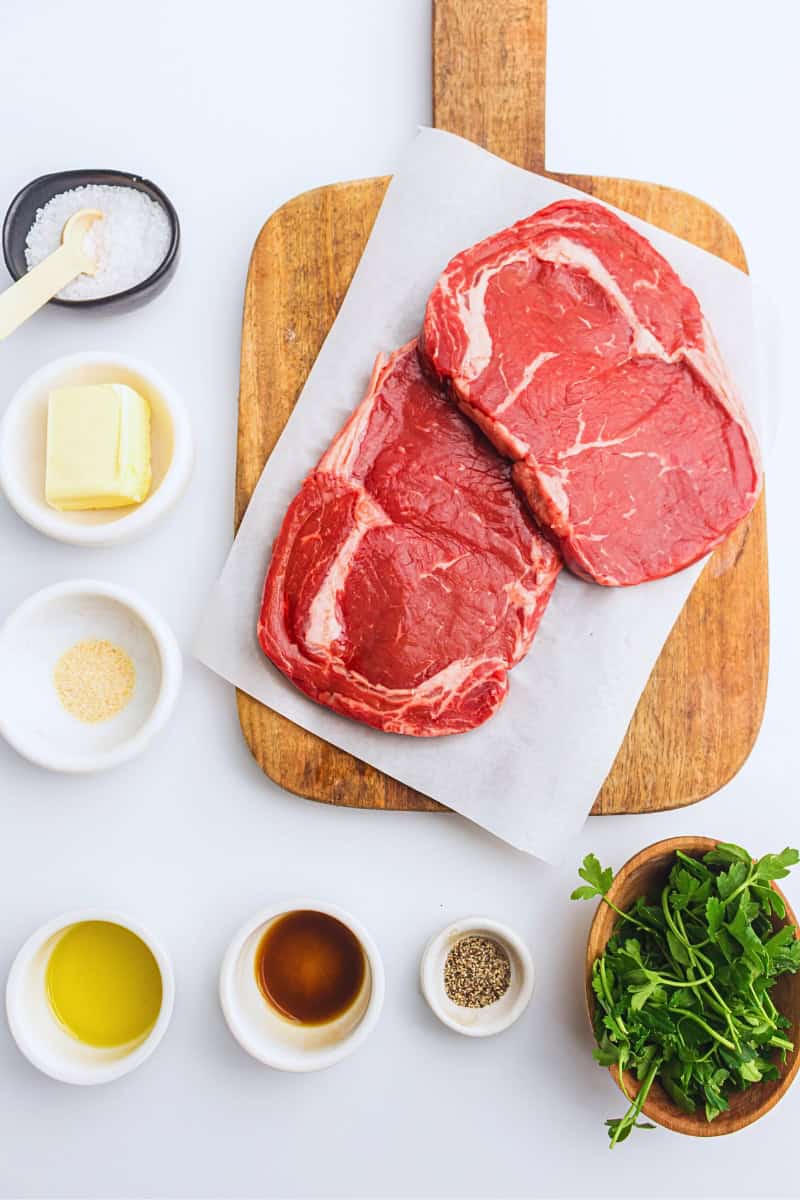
(0, 350), (193, 546)
(0, 579), (182, 772)
(5, 909), (175, 1085)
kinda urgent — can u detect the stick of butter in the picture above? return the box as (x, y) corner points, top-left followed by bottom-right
(45, 383), (152, 511)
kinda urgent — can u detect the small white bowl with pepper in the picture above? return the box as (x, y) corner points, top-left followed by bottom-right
(420, 917), (534, 1037)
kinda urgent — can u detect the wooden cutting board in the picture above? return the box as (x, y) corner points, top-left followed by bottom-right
(234, 0), (768, 816)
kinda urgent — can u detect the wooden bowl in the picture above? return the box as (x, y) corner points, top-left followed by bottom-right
(585, 836), (800, 1136)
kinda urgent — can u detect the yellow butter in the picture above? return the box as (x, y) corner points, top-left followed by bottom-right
(45, 383), (152, 511)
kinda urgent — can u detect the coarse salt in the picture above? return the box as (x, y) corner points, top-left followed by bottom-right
(24, 184), (171, 301)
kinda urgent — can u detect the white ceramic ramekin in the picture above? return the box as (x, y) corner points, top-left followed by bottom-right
(6, 908), (175, 1085)
(220, 900), (385, 1072)
(0, 579), (182, 772)
(0, 351), (193, 546)
(420, 916), (534, 1037)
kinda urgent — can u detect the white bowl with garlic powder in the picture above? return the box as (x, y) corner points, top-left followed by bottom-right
(0, 351), (193, 547)
(0, 580), (182, 772)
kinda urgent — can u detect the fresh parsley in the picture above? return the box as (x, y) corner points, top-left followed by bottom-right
(573, 844), (800, 1147)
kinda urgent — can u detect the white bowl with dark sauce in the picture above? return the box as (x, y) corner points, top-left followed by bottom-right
(220, 900), (385, 1072)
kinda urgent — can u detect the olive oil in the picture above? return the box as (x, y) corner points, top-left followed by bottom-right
(255, 910), (365, 1025)
(46, 920), (162, 1047)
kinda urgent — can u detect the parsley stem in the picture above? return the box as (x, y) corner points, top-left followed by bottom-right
(609, 1057), (660, 1150)
(748, 982), (777, 1032)
(654, 972), (713, 988)
(661, 894), (732, 1025)
(671, 1008), (737, 1050)
(661, 887), (693, 957)
(769, 1035), (794, 1051)
(722, 866), (757, 911)
(672, 911), (741, 1048)
(599, 895), (651, 933)
(598, 958), (627, 1038)
(616, 1051), (632, 1103)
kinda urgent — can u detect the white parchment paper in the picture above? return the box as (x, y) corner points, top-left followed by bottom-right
(194, 129), (758, 862)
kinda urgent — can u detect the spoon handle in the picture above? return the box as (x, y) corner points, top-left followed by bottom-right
(0, 243), (89, 340)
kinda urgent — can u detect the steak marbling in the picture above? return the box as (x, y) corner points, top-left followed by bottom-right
(258, 341), (561, 736)
(421, 199), (762, 586)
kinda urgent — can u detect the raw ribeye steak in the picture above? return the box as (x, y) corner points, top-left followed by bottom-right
(421, 199), (762, 586)
(258, 341), (561, 736)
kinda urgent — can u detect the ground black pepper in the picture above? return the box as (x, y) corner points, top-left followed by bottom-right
(443, 935), (511, 1008)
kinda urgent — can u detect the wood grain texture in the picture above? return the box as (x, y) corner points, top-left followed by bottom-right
(234, 0), (768, 815)
(585, 839), (800, 1136)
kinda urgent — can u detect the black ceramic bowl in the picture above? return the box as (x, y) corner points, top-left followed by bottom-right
(2, 169), (180, 313)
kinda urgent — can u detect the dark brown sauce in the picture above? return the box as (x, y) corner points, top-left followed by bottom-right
(255, 910), (366, 1025)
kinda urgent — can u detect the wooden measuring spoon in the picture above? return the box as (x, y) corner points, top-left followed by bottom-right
(0, 208), (103, 340)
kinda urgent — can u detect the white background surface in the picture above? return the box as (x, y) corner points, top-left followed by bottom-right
(0, 1), (798, 1196)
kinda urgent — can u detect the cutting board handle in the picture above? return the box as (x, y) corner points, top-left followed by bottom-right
(433, 0), (548, 170)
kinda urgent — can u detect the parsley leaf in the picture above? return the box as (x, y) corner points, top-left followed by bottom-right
(716, 860), (749, 901)
(755, 848), (800, 883)
(705, 896), (725, 938)
(704, 842), (751, 866)
(570, 853), (614, 901)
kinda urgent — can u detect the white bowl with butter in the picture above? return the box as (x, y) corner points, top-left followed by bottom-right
(0, 351), (192, 546)
(0, 580), (182, 772)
